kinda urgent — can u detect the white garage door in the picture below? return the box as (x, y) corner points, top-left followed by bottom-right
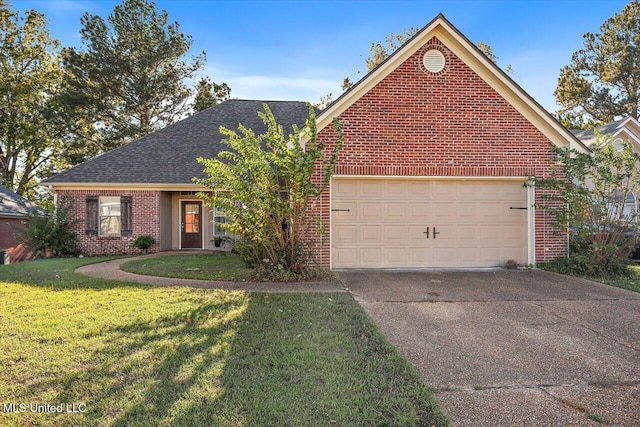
(331, 178), (529, 268)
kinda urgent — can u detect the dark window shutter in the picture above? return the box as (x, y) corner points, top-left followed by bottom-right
(121, 196), (132, 236)
(86, 196), (98, 235)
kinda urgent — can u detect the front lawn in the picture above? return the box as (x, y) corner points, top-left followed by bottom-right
(599, 264), (640, 293)
(0, 258), (448, 426)
(120, 252), (253, 281)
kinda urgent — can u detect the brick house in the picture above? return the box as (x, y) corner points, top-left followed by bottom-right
(572, 116), (640, 219)
(42, 15), (588, 268)
(0, 184), (43, 262)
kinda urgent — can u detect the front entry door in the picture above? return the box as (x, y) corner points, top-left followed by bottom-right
(181, 201), (202, 249)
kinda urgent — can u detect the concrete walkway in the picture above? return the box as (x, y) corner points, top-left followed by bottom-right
(76, 252), (346, 293)
(339, 269), (640, 426)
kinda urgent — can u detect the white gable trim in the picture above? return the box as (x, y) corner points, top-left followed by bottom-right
(316, 14), (589, 154)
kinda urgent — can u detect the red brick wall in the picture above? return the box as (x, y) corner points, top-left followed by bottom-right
(312, 37), (566, 267)
(58, 190), (161, 255)
(0, 217), (25, 249)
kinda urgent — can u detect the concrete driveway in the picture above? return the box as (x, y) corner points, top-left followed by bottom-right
(338, 269), (640, 426)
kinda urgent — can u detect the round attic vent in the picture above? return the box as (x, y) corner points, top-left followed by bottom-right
(423, 49), (445, 73)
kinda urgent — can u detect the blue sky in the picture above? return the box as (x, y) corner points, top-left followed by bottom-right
(16, 0), (630, 112)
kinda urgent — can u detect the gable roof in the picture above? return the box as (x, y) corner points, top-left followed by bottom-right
(571, 116), (640, 148)
(0, 184), (42, 218)
(316, 14), (589, 153)
(42, 100), (311, 187)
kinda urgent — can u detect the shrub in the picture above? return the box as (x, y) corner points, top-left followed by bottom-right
(132, 235), (156, 253)
(19, 196), (78, 257)
(530, 134), (640, 277)
(195, 103), (343, 274)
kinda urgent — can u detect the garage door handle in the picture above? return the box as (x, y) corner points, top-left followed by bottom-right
(433, 227), (440, 239)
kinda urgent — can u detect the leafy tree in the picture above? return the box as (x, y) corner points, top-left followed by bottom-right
(0, 0), (65, 196)
(195, 104), (343, 275)
(476, 42), (513, 75)
(555, 1), (640, 126)
(531, 135), (640, 277)
(340, 27), (419, 92)
(193, 76), (231, 113)
(61, 0), (206, 162)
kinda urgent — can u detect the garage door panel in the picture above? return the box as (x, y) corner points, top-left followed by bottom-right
(455, 225), (478, 241)
(433, 247), (457, 267)
(333, 248), (357, 267)
(331, 178), (528, 268)
(409, 202), (431, 218)
(456, 202), (477, 219)
(332, 203), (356, 220)
(480, 224), (500, 242)
(503, 224), (527, 242)
(362, 181), (383, 197)
(334, 180), (357, 197)
(334, 225), (356, 244)
(385, 225), (406, 242)
(407, 225), (429, 242)
(360, 225), (382, 243)
(385, 203), (405, 219)
(386, 181), (407, 198)
(408, 248), (431, 265)
(359, 248), (382, 266)
(431, 224), (455, 243)
(385, 248), (407, 265)
(475, 202), (501, 220)
(480, 247), (502, 264)
(359, 202), (382, 220)
(432, 202), (456, 219)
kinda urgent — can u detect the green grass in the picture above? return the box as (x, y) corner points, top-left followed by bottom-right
(538, 259), (640, 294)
(0, 258), (448, 426)
(120, 252), (253, 281)
(598, 264), (640, 293)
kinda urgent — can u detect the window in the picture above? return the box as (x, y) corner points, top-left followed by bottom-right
(100, 196), (121, 236)
(86, 195), (132, 236)
(213, 206), (231, 237)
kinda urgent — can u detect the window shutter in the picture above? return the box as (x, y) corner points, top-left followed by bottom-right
(86, 196), (98, 235)
(121, 196), (132, 236)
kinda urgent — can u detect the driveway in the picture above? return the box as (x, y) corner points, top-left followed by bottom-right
(339, 269), (640, 426)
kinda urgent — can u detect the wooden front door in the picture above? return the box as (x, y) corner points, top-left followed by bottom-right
(181, 201), (202, 249)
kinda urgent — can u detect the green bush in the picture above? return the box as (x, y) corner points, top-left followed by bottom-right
(132, 235), (155, 253)
(195, 104), (343, 274)
(19, 197), (78, 257)
(530, 135), (640, 278)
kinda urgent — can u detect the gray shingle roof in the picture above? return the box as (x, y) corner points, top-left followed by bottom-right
(570, 117), (629, 147)
(0, 184), (42, 217)
(42, 99), (311, 185)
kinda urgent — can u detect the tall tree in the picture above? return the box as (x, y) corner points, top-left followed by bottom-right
(192, 76), (231, 113)
(61, 0), (205, 161)
(0, 0), (64, 196)
(476, 42), (513, 75)
(555, 1), (640, 127)
(341, 27), (419, 92)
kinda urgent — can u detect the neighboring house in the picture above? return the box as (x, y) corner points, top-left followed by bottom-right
(571, 116), (640, 152)
(42, 14), (588, 268)
(0, 184), (42, 262)
(572, 116), (640, 218)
